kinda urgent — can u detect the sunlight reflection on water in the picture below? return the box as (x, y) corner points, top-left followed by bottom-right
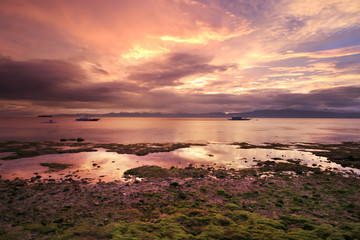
(0, 144), (358, 182)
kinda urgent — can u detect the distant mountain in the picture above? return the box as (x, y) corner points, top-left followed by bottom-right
(101, 112), (227, 118)
(237, 109), (360, 118)
(55, 112), (227, 118)
(54, 109), (360, 118)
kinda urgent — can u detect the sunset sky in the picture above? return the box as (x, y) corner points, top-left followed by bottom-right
(0, 0), (359, 116)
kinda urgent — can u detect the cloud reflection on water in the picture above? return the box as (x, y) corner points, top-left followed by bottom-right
(0, 144), (358, 182)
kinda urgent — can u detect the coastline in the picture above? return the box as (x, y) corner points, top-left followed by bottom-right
(0, 141), (360, 239)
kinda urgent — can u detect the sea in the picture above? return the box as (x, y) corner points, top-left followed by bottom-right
(0, 117), (359, 144)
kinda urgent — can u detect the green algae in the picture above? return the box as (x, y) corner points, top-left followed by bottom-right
(0, 141), (96, 160)
(124, 165), (210, 179)
(232, 141), (360, 170)
(40, 163), (73, 172)
(231, 142), (292, 150)
(0, 141), (204, 160)
(95, 142), (206, 156)
(30, 209), (360, 240)
(295, 142), (360, 169)
(1, 141), (360, 239)
(2, 160), (359, 239)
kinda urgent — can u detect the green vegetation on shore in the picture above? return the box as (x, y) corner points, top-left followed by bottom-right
(1, 141), (360, 239)
(295, 142), (360, 169)
(0, 141), (204, 160)
(0, 161), (359, 239)
(40, 163), (73, 173)
(232, 141), (360, 169)
(0, 141), (96, 160)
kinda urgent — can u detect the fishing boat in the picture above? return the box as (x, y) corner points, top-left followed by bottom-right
(75, 117), (100, 121)
(42, 119), (56, 123)
(228, 116), (251, 120)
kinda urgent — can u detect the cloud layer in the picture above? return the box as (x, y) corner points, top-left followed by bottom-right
(0, 0), (359, 115)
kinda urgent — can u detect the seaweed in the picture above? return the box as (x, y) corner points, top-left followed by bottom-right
(40, 163), (73, 172)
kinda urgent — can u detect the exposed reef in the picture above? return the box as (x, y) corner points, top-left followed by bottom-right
(2, 141), (359, 171)
(232, 141), (360, 169)
(1, 141), (360, 239)
(0, 162), (359, 239)
(0, 141), (205, 160)
(40, 163), (73, 173)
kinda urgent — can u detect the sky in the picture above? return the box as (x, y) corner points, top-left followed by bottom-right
(0, 0), (359, 116)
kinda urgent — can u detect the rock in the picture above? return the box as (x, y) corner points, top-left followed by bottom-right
(178, 191), (187, 199)
(170, 182), (181, 187)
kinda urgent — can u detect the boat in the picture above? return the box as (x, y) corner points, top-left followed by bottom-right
(228, 116), (251, 120)
(38, 115), (53, 117)
(42, 119), (56, 123)
(75, 117), (100, 121)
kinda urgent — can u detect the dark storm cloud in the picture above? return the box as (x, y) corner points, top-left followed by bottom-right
(248, 86), (360, 110)
(246, 86), (360, 110)
(151, 86), (360, 112)
(0, 57), (132, 103)
(127, 53), (237, 87)
(107, 85), (360, 113)
(0, 56), (358, 114)
(295, 86), (360, 108)
(0, 57), (84, 101)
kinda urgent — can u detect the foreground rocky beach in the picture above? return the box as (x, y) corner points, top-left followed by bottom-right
(0, 141), (360, 239)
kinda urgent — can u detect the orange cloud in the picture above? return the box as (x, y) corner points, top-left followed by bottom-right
(0, 0), (359, 115)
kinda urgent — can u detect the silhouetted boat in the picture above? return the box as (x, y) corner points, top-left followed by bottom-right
(228, 116), (251, 120)
(75, 117), (100, 121)
(42, 119), (56, 123)
(38, 115), (53, 117)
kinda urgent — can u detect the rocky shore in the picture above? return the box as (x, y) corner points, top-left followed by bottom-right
(0, 161), (360, 239)
(0, 141), (360, 239)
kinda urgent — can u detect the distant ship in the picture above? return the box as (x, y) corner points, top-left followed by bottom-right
(75, 117), (100, 121)
(38, 115), (53, 117)
(228, 116), (251, 120)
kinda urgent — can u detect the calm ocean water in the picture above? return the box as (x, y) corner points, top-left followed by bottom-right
(0, 117), (359, 144)
(2, 117), (360, 181)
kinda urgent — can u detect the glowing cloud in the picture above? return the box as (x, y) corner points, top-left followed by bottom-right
(0, 0), (359, 115)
